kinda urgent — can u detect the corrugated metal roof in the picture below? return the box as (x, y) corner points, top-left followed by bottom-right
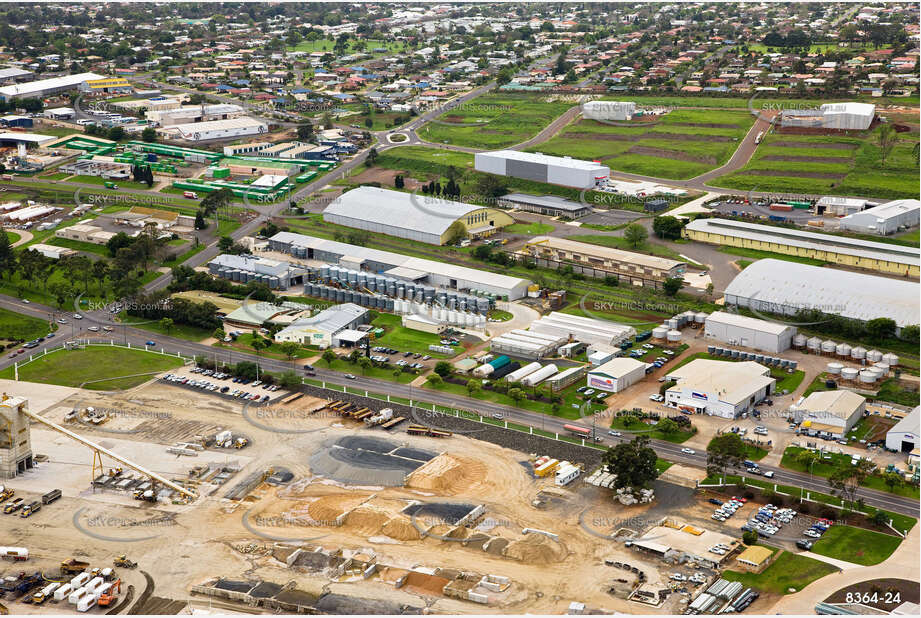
(324, 186), (481, 237)
(725, 259), (920, 327)
(480, 149), (609, 172)
(0, 72), (105, 97)
(501, 192), (588, 212)
(706, 310), (795, 336)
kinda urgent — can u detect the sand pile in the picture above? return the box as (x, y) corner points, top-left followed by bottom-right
(307, 494), (370, 523)
(406, 454), (486, 493)
(503, 534), (566, 564)
(381, 515), (422, 541)
(344, 505), (392, 536)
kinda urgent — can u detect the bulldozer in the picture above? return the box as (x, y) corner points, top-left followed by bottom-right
(97, 579), (121, 607)
(113, 555), (137, 569)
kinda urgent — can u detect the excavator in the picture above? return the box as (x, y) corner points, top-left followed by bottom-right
(97, 579), (121, 607)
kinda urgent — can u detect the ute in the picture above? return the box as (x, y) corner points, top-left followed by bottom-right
(113, 555), (137, 569)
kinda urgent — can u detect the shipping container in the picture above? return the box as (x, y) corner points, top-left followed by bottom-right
(769, 203), (793, 212)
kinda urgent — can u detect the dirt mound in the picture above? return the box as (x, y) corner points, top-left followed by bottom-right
(406, 454), (487, 494)
(343, 505), (391, 536)
(503, 534), (566, 564)
(381, 515), (422, 541)
(307, 494), (370, 523)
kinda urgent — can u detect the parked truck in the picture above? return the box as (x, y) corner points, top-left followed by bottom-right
(61, 558), (91, 575)
(20, 501), (41, 517)
(31, 583), (61, 605)
(41, 489), (62, 505)
(3, 498), (23, 514)
(113, 555), (137, 569)
(0, 486), (13, 502)
(0, 547), (28, 561)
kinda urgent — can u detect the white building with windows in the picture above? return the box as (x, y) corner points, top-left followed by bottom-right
(704, 311), (796, 354)
(790, 390), (866, 438)
(587, 358), (648, 393)
(886, 406), (920, 453)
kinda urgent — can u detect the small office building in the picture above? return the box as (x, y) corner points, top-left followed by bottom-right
(665, 359), (775, 419)
(587, 358), (648, 393)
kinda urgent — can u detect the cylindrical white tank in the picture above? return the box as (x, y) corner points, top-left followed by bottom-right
(882, 353), (899, 367)
(835, 343), (851, 358)
(859, 369), (879, 384)
(695, 311), (708, 324)
(667, 329), (682, 342)
(522, 363), (558, 387)
(793, 334), (807, 348)
(652, 326), (668, 340)
(465, 313), (475, 327)
(476, 316), (486, 329)
(667, 318), (679, 330)
(873, 362), (890, 374)
(841, 367), (859, 381)
(850, 346), (866, 360)
(821, 339), (837, 354)
(826, 362), (843, 375)
(866, 349), (883, 362)
(506, 362), (542, 383)
(806, 337), (822, 352)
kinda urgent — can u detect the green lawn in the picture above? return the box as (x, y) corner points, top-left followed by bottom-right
(722, 550), (838, 594)
(323, 357), (418, 384)
(4, 230), (21, 244)
(773, 367), (806, 394)
(217, 332), (316, 361)
(46, 237), (111, 257)
(610, 416), (696, 443)
(0, 346), (183, 389)
(718, 246), (829, 267)
(68, 175), (153, 190)
(418, 92), (574, 149)
(810, 525), (902, 566)
(505, 222), (556, 235)
(119, 314), (213, 342)
(371, 313), (457, 358)
(781, 446), (920, 499)
(0, 307), (54, 341)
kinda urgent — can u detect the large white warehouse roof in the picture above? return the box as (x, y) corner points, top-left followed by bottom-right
(481, 149), (609, 172)
(0, 72), (104, 98)
(324, 186), (482, 237)
(724, 259), (920, 327)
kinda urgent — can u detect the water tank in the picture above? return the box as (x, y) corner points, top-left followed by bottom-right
(873, 362), (890, 374)
(882, 353), (899, 367)
(821, 339), (837, 354)
(695, 311), (708, 324)
(666, 330), (682, 343)
(755, 354), (765, 362)
(465, 312), (476, 327)
(793, 334), (807, 348)
(707, 346), (715, 354)
(652, 326), (668, 340)
(729, 349), (739, 359)
(826, 362), (843, 375)
(789, 360), (798, 370)
(841, 367), (859, 381)
(835, 343), (851, 358)
(476, 316), (486, 329)
(666, 318), (679, 330)
(858, 369), (879, 384)
(866, 349), (883, 362)
(522, 363), (559, 387)
(806, 337), (822, 352)
(850, 347), (866, 360)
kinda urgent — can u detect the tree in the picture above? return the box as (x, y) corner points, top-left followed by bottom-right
(655, 417), (680, 436)
(280, 341), (300, 360)
(623, 223), (648, 248)
(508, 387), (524, 404)
(214, 327), (226, 341)
(49, 280), (75, 309)
(466, 379), (481, 396)
(652, 215), (684, 240)
(866, 317), (896, 341)
(250, 336), (267, 356)
(871, 509), (889, 526)
(877, 124), (898, 167)
(426, 374), (442, 386)
(601, 436), (659, 490)
(321, 348), (337, 367)
(742, 530), (759, 546)
(218, 236), (236, 253)
(367, 147), (378, 164)
(296, 123), (314, 141)
(141, 127), (157, 143)
(433, 361), (452, 378)
(159, 317), (174, 335)
(881, 471), (904, 494)
(0, 227), (15, 278)
(444, 220), (466, 245)
(828, 458), (876, 508)
(278, 370), (301, 389)
(357, 356), (373, 375)
(194, 210), (207, 230)
(706, 432), (748, 478)
(658, 275), (684, 297)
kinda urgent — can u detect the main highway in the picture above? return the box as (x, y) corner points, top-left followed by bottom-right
(2, 292), (917, 519)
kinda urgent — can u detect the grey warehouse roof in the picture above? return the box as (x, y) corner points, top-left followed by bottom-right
(724, 259), (920, 327)
(324, 186), (482, 236)
(685, 218), (919, 267)
(501, 192), (588, 212)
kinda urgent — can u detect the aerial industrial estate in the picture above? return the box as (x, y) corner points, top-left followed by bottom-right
(0, 2), (918, 617)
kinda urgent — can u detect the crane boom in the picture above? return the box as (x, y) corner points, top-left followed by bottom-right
(22, 409), (196, 498)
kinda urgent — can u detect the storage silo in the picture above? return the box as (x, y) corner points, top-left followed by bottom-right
(882, 353), (899, 367)
(806, 337), (822, 353)
(859, 369), (879, 384)
(666, 330), (682, 343)
(850, 347), (866, 361)
(477, 298), (491, 312)
(866, 349), (883, 363)
(821, 340), (837, 355)
(827, 362), (843, 375)
(652, 326), (669, 341)
(667, 318), (679, 330)
(465, 313), (476, 327)
(386, 298), (395, 311)
(835, 343), (851, 358)
(476, 316), (487, 329)
(840, 367), (858, 382)
(694, 311), (708, 326)
(792, 333), (807, 349)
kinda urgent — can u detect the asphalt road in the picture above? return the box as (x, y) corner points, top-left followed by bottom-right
(2, 292), (917, 518)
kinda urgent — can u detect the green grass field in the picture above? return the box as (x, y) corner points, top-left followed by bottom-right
(418, 92), (574, 149)
(323, 357), (418, 384)
(609, 416), (696, 443)
(505, 222), (556, 235)
(722, 550), (838, 594)
(0, 307), (54, 341)
(529, 108), (756, 180)
(810, 525), (903, 566)
(370, 313), (456, 358)
(781, 446), (920, 499)
(713, 130), (919, 200)
(4, 230), (21, 244)
(0, 346), (183, 389)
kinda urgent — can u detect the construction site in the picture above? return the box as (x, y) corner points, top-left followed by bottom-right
(1, 373), (736, 615)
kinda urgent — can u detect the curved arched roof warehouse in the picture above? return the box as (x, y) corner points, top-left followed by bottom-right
(322, 186), (514, 245)
(724, 259), (920, 332)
